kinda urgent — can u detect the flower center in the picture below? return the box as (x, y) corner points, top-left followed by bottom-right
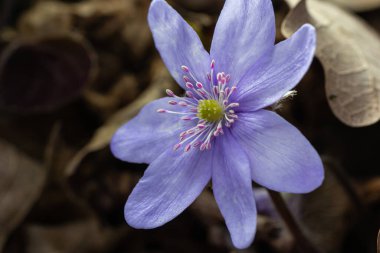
(157, 60), (239, 153)
(197, 99), (224, 122)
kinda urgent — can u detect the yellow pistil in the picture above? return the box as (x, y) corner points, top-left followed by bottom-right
(197, 100), (224, 122)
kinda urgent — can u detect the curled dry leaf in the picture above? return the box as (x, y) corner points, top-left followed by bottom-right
(64, 59), (176, 176)
(0, 139), (47, 251)
(282, 0), (380, 127)
(318, 0), (380, 12)
(0, 33), (97, 113)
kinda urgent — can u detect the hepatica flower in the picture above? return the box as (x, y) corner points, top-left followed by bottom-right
(111, 0), (324, 249)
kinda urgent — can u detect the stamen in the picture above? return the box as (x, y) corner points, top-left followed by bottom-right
(184, 144), (192, 152)
(186, 82), (194, 89)
(173, 143), (182, 151)
(166, 89), (175, 97)
(226, 103), (239, 108)
(181, 65), (189, 72)
(183, 76), (190, 82)
(186, 91), (194, 98)
(181, 116), (194, 121)
(158, 61), (239, 153)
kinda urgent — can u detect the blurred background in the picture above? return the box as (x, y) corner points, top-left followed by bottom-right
(0, 0), (380, 252)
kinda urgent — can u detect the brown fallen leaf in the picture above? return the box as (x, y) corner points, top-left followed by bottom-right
(18, 1), (72, 36)
(72, 0), (152, 61)
(64, 59), (176, 176)
(24, 219), (118, 253)
(84, 74), (139, 119)
(18, 176), (127, 253)
(0, 139), (47, 251)
(282, 0), (380, 127)
(72, 0), (134, 40)
(318, 0), (380, 12)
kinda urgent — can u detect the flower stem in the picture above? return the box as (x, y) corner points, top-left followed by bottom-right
(267, 189), (321, 253)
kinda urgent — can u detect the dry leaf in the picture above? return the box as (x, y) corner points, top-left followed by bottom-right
(282, 0), (380, 127)
(0, 34), (97, 113)
(0, 139), (47, 251)
(84, 74), (139, 119)
(72, 0), (134, 39)
(24, 219), (115, 253)
(298, 159), (357, 253)
(318, 0), (380, 12)
(20, 179), (125, 253)
(65, 59), (176, 176)
(18, 1), (72, 36)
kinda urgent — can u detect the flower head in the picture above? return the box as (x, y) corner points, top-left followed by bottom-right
(111, 0), (323, 249)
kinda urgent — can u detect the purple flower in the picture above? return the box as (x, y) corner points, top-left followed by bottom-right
(111, 0), (323, 249)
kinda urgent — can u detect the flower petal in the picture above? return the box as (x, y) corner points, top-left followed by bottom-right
(233, 110), (324, 193)
(148, 0), (210, 89)
(212, 132), (256, 249)
(236, 24), (316, 112)
(124, 148), (212, 228)
(110, 98), (192, 164)
(210, 0), (275, 84)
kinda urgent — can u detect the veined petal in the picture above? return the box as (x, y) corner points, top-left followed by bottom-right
(212, 132), (256, 249)
(233, 110), (324, 193)
(210, 0), (275, 84)
(236, 24), (316, 112)
(148, 0), (210, 89)
(124, 148), (212, 228)
(110, 98), (192, 164)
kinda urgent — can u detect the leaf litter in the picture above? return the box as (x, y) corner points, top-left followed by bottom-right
(0, 0), (380, 252)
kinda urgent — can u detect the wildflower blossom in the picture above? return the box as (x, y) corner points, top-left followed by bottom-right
(111, 0), (324, 248)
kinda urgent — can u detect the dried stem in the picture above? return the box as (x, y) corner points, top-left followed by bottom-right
(267, 190), (321, 253)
